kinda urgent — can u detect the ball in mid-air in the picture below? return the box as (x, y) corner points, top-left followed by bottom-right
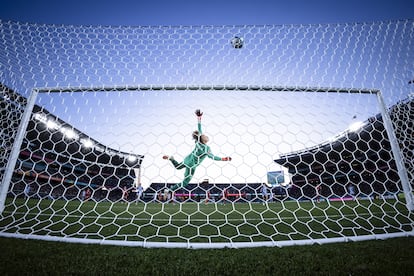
(231, 36), (244, 49)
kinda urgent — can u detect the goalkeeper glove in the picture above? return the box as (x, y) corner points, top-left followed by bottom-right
(195, 109), (203, 118)
(221, 157), (232, 161)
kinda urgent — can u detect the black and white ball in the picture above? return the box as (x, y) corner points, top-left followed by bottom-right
(231, 36), (244, 49)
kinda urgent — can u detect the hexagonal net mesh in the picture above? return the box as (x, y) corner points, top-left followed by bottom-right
(0, 19), (413, 248)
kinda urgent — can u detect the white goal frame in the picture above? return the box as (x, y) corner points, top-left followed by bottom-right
(0, 84), (413, 249)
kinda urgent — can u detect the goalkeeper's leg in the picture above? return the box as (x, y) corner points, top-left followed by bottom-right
(170, 167), (195, 191)
(163, 155), (185, 169)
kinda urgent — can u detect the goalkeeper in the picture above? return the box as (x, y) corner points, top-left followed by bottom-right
(163, 109), (232, 191)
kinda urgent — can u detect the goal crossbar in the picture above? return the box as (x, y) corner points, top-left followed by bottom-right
(34, 85), (380, 94)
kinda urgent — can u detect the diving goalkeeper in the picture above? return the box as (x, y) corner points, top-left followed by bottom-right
(163, 109), (232, 191)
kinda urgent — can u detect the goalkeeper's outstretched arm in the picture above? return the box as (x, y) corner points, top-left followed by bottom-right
(195, 109), (232, 162)
(195, 109), (203, 133)
(207, 153), (232, 161)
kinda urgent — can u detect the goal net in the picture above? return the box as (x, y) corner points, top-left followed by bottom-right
(0, 19), (413, 248)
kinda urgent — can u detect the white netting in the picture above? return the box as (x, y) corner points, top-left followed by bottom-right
(0, 19), (413, 248)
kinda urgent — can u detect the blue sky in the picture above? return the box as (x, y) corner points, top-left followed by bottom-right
(1, 0), (413, 187)
(0, 0), (413, 26)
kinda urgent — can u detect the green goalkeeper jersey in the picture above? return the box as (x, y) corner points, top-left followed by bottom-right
(183, 122), (222, 168)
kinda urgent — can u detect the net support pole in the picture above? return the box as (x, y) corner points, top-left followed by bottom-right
(0, 89), (38, 214)
(376, 90), (414, 211)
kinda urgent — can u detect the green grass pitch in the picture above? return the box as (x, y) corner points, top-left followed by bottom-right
(1, 197), (414, 275)
(1, 196), (412, 245)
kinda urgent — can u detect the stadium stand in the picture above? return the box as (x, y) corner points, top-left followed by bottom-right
(274, 96), (414, 201)
(1, 83), (144, 202)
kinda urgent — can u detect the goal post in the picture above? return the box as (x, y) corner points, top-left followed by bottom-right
(0, 89), (38, 214)
(376, 90), (414, 211)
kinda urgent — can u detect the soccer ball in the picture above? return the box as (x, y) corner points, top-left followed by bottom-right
(231, 36), (244, 49)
